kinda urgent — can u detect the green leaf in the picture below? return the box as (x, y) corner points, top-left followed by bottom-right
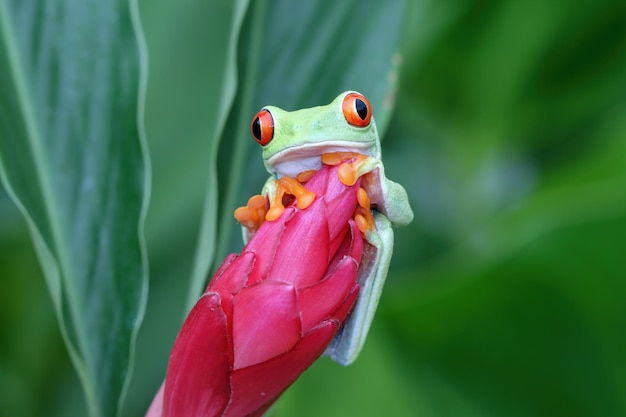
(188, 0), (408, 303)
(381, 213), (626, 417)
(184, 0), (251, 308)
(122, 2), (251, 413)
(0, 1), (149, 416)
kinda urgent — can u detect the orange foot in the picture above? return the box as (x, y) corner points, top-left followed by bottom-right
(234, 194), (267, 231)
(234, 172), (317, 231)
(321, 152), (371, 186)
(265, 176), (316, 221)
(322, 152), (377, 234)
(354, 186), (376, 234)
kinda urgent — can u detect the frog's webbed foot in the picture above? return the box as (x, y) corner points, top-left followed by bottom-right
(234, 172), (317, 239)
(265, 176), (316, 221)
(321, 152), (376, 186)
(234, 194), (267, 233)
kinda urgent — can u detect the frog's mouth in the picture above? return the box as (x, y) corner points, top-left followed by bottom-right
(268, 141), (376, 178)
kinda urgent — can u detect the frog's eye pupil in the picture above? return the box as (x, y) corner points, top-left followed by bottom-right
(250, 109), (274, 146)
(355, 98), (368, 120)
(252, 117), (262, 140)
(342, 92), (372, 127)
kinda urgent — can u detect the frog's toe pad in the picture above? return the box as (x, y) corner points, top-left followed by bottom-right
(264, 175), (317, 222)
(354, 187), (376, 234)
(265, 205), (285, 222)
(321, 152), (372, 187)
(234, 194), (268, 231)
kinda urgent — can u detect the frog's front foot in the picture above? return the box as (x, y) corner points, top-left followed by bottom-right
(234, 194), (268, 232)
(265, 176), (316, 221)
(234, 172), (317, 234)
(321, 152), (376, 186)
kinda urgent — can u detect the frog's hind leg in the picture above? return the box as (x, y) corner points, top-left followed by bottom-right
(378, 176), (414, 226)
(356, 161), (413, 227)
(325, 212), (393, 365)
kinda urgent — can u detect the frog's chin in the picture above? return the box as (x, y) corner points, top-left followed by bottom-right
(268, 141), (377, 178)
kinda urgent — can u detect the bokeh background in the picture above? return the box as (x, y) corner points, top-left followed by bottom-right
(1, 0), (625, 416)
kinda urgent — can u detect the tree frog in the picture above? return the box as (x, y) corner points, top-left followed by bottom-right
(237, 91), (413, 365)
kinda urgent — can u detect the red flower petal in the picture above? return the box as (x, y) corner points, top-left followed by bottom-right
(325, 182), (360, 242)
(298, 257), (359, 332)
(305, 165), (360, 244)
(324, 168), (357, 198)
(162, 293), (231, 417)
(208, 251), (256, 297)
(328, 220), (364, 273)
(150, 164), (372, 417)
(332, 284), (360, 324)
(301, 163), (330, 195)
(233, 281), (301, 369)
(225, 321), (338, 417)
(268, 199), (330, 287)
(244, 208), (294, 285)
(328, 226), (349, 259)
(348, 220), (364, 264)
(208, 253), (237, 288)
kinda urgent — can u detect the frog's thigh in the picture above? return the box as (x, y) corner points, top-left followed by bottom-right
(325, 212), (394, 366)
(381, 178), (414, 226)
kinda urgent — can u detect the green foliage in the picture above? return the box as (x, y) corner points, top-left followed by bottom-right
(0, 0), (148, 416)
(1, 0), (625, 416)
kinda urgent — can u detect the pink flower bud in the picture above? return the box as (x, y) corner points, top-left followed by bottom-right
(147, 164), (364, 417)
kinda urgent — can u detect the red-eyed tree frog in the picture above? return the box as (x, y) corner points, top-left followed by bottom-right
(236, 91), (413, 365)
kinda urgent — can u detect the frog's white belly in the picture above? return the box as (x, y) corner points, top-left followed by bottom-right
(267, 141), (378, 178)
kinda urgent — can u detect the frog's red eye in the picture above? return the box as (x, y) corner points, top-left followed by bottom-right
(342, 92), (372, 127)
(251, 109), (274, 146)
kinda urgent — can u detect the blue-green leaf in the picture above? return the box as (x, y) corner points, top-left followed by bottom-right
(0, 1), (149, 416)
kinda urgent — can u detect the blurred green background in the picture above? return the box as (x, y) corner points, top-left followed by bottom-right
(1, 0), (626, 416)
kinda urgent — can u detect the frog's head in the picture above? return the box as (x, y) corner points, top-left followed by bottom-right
(250, 91), (380, 178)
